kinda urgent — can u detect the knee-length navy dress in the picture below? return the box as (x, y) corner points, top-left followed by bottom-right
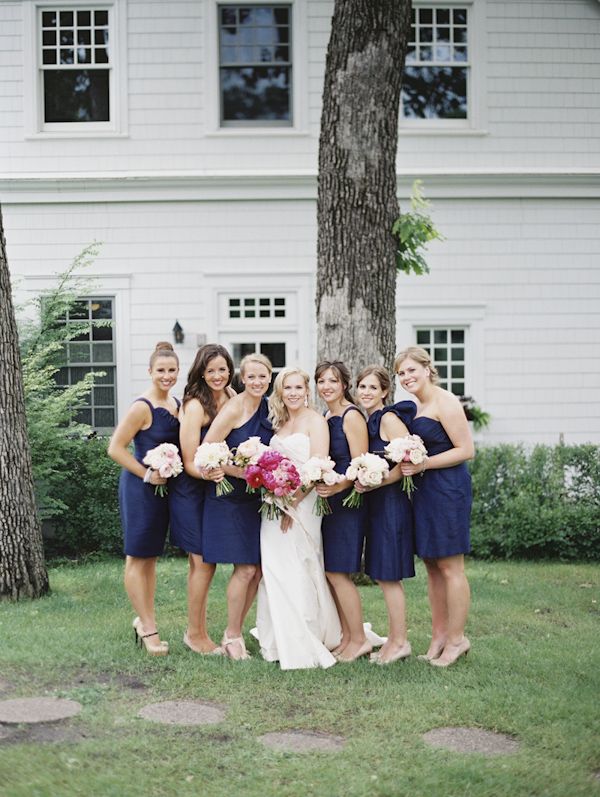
(202, 397), (272, 565)
(364, 402), (416, 581)
(118, 397), (180, 558)
(168, 424), (209, 556)
(409, 416), (472, 559)
(320, 406), (368, 573)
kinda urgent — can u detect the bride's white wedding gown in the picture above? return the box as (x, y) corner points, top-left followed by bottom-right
(255, 433), (342, 670)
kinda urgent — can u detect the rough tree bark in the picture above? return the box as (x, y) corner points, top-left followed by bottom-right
(317, 0), (411, 379)
(0, 204), (49, 600)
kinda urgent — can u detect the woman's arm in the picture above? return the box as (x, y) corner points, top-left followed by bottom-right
(107, 401), (167, 486)
(377, 412), (410, 487)
(203, 397), (245, 480)
(316, 408), (367, 497)
(179, 399), (209, 479)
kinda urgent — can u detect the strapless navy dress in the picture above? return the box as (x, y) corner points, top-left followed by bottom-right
(202, 397), (272, 564)
(118, 397), (180, 558)
(364, 402), (416, 581)
(409, 416), (472, 559)
(168, 424), (209, 556)
(320, 406), (368, 573)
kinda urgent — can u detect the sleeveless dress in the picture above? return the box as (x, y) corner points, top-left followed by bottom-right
(118, 397), (180, 558)
(409, 416), (472, 559)
(168, 424), (209, 556)
(365, 402), (417, 581)
(321, 406), (368, 573)
(202, 397), (272, 565)
(255, 433), (342, 669)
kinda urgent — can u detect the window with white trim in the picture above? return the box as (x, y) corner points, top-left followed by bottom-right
(402, 6), (469, 121)
(227, 295), (287, 319)
(416, 327), (465, 395)
(56, 297), (117, 429)
(219, 5), (292, 126)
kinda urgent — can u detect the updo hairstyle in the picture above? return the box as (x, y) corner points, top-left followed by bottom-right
(314, 360), (357, 406)
(149, 341), (179, 368)
(239, 352), (273, 377)
(393, 346), (439, 385)
(356, 364), (392, 402)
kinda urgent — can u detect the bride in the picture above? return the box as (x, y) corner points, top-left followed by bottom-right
(254, 367), (342, 669)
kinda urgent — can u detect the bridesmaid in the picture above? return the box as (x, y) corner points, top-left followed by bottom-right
(201, 353), (273, 660)
(394, 346), (474, 667)
(108, 342), (180, 655)
(176, 344), (236, 655)
(314, 361), (372, 662)
(355, 365), (416, 664)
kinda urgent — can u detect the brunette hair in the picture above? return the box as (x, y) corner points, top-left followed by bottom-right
(356, 364), (392, 400)
(314, 360), (357, 406)
(268, 367), (314, 431)
(239, 352), (273, 376)
(149, 341), (179, 368)
(393, 346), (439, 385)
(182, 343), (235, 420)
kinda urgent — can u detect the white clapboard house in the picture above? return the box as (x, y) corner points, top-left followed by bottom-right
(1, 0), (599, 444)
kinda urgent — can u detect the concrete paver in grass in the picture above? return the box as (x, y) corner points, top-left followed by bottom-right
(423, 727), (520, 756)
(139, 700), (226, 725)
(0, 698), (82, 724)
(258, 730), (347, 753)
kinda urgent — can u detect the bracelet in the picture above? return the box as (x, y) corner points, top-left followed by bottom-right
(143, 468), (152, 484)
(420, 458), (428, 477)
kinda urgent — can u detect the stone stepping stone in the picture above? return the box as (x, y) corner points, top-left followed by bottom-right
(0, 698), (82, 725)
(258, 730), (346, 753)
(423, 727), (520, 756)
(139, 700), (225, 725)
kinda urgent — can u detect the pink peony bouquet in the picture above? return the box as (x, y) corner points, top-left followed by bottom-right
(143, 442), (184, 497)
(342, 452), (390, 508)
(193, 441), (234, 497)
(244, 448), (302, 521)
(384, 434), (428, 495)
(300, 456), (346, 516)
(231, 436), (270, 493)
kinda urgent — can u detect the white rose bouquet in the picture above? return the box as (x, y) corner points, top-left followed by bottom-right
(143, 442), (184, 497)
(193, 441), (234, 497)
(384, 434), (428, 495)
(342, 452), (390, 508)
(299, 456), (346, 516)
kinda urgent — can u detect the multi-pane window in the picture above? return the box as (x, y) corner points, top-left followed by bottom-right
(40, 8), (110, 123)
(56, 298), (116, 429)
(402, 7), (468, 120)
(416, 328), (465, 395)
(228, 296), (286, 319)
(219, 5), (292, 126)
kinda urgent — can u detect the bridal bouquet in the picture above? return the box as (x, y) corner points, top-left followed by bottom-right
(342, 452), (390, 508)
(384, 434), (428, 495)
(244, 448), (302, 520)
(143, 443), (184, 497)
(193, 441), (234, 497)
(300, 456), (346, 516)
(232, 436), (270, 493)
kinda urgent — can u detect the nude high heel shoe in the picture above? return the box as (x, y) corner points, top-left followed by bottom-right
(429, 637), (470, 667)
(133, 617), (169, 655)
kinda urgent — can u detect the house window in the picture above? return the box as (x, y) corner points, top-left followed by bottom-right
(416, 327), (465, 395)
(228, 296), (286, 319)
(219, 5), (292, 126)
(56, 298), (116, 429)
(40, 7), (111, 124)
(402, 6), (468, 120)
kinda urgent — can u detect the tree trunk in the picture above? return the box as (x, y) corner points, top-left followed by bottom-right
(0, 204), (49, 600)
(317, 0), (411, 382)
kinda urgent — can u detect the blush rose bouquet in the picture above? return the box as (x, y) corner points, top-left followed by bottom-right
(244, 448), (302, 521)
(342, 452), (390, 508)
(193, 441), (234, 497)
(300, 456), (346, 516)
(231, 436), (270, 493)
(384, 434), (428, 495)
(143, 442), (184, 497)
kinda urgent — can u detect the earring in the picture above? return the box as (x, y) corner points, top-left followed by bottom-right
(304, 396), (309, 407)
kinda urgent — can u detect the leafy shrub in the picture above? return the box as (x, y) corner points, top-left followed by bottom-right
(469, 443), (600, 561)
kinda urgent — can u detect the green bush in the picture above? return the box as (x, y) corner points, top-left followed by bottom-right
(469, 443), (600, 561)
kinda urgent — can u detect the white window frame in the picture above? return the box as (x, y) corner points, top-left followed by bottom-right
(399, 0), (487, 135)
(24, 0), (128, 138)
(205, 0), (308, 136)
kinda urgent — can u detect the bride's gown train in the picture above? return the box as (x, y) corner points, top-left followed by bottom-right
(254, 433), (342, 670)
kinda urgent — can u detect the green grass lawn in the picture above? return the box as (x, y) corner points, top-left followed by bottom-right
(0, 557), (599, 797)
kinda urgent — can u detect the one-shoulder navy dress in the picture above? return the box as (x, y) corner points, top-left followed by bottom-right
(118, 397), (180, 558)
(168, 424), (209, 556)
(321, 406), (368, 573)
(202, 397), (272, 565)
(409, 416), (472, 559)
(364, 402), (416, 581)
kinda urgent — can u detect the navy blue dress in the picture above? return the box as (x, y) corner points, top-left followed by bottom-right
(118, 397), (180, 558)
(202, 397), (272, 565)
(321, 406), (368, 573)
(364, 402), (416, 581)
(168, 423), (209, 556)
(409, 416), (472, 559)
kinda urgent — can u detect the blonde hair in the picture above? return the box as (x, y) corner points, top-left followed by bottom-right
(393, 346), (439, 385)
(268, 367), (314, 431)
(240, 352), (273, 376)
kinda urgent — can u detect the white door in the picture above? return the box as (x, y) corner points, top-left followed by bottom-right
(219, 331), (298, 392)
